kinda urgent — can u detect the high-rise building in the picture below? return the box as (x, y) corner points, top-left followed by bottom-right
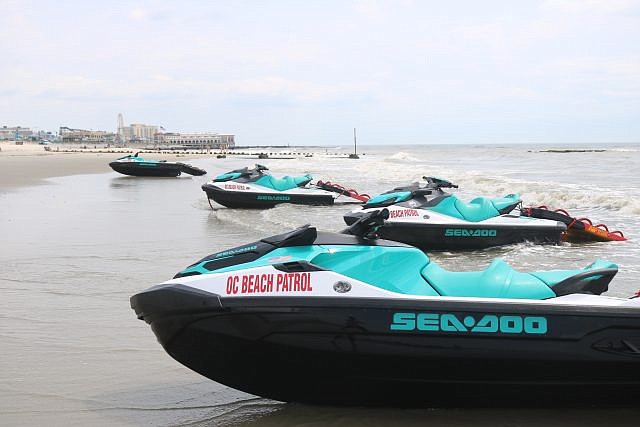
(116, 113), (159, 143)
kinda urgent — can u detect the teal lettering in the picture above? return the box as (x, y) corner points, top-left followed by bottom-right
(416, 313), (439, 331)
(440, 314), (467, 332)
(390, 312), (548, 335)
(390, 312), (416, 331)
(444, 229), (497, 238)
(499, 316), (523, 333)
(524, 317), (547, 334)
(471, 315), (499, 333)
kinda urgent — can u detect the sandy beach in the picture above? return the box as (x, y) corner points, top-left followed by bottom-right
(0, 142), (217, 190)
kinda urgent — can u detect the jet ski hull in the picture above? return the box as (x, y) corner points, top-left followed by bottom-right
(202, 183), (335, 208)
(344, 211), (565, 250)
(132, 284), (640, 407)
(376, 221), (564, 250)
(110, 161), (183, 177)
(110, 161), (206, 177)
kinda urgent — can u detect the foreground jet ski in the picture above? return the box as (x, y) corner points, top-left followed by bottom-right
(201, 164), (369, 208)
(131, 210), (640, 407)
(344, 177), (565, 250)
(109, 153), (206, 177)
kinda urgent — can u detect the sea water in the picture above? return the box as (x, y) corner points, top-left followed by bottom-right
(1, 144), (639, 426)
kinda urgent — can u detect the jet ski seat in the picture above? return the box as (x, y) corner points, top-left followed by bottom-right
(365, 191), (412, 206)
(256, 174), (313, 191)
(429, 194), (520, 222)
(420, 258), (617, 299)
(421, 258), (557, 299)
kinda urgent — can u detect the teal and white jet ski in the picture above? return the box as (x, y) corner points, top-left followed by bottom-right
(202, 164), (369, 208)
(344, 177), (565, 250)
(131, 209), (640, 407)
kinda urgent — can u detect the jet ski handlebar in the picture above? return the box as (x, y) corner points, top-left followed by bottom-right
(343, 208), (390, 239)
(424, 176), (458, 189)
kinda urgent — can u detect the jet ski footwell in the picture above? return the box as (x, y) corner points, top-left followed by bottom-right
(132, 284), (640, 407)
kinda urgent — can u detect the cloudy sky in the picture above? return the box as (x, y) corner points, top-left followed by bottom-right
(1, 0), (639, 145)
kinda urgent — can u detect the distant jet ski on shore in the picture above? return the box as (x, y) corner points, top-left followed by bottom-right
(344, 177), (566, 250)
(109, 153), (207, 177)
(201, 164), (369, 208)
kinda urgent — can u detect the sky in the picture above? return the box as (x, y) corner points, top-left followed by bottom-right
(1, 0), (639, 145)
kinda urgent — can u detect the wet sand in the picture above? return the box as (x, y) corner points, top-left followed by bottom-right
(0, 142), (207, 190)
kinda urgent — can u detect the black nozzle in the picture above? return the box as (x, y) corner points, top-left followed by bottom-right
(343, 208), (389, 239)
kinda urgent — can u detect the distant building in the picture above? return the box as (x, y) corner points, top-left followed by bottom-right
(0, 126), (33, 141)
(59, 126), (115, 143)
(117, 113), (159, 143)
(156, 132), (235, 148)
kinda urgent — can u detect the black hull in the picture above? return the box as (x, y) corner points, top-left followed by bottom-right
(202, 184), (335, 208)
(110, 162), (206, 177)
(110, 162), (182, 177)
(132, 285), (640, 407)
(344, 214), (565, 250)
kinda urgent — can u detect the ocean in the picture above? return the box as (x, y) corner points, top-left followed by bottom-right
(2, 143), (639, 426)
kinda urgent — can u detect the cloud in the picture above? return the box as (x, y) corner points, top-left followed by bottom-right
(128, 7), (149, 21)
(0, 70), (380, 105)
(542, 0), (640, 14)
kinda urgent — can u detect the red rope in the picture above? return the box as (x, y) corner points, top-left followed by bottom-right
(319, 181), (370, 201)
(526, 206), (626, 240)
(577, 217), (593, 225)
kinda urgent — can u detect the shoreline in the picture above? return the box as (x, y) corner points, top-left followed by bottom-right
(0, 142), (215, 190)
(0, 142), (350, 191)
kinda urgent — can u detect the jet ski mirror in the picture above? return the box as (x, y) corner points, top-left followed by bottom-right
(343, 208), (390, 239)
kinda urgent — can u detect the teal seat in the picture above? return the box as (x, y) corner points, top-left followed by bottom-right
(530, 259), (618, 286)
(255, 174), (313, 191)
(429, 194), (520, 222)
(421, 259), (557, 299)
(311, 245), (439, 296)
(215, 172), (242, 181)
(366, 191), (412, 206)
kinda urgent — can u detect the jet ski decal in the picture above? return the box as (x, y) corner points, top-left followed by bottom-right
(257, 195), (291, 201)
(444, 229), (498, 237)
(389, 209), (420, 218)
(390, 312), (548, 335)
(225, 272), (313, 294)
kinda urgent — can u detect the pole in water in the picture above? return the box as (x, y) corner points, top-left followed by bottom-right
(349, 127), (359, 159)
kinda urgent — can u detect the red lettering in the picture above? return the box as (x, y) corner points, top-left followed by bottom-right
(226, 276), (239, 294)
(390, 209), (418, 219)
(241, 275), (249, 293)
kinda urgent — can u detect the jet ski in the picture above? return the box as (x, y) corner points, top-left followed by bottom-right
(344, 177), (565, 250)
(109, 153), (207, 177)
(201, 164), (369, 208)
(131, 209), (640, 407)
